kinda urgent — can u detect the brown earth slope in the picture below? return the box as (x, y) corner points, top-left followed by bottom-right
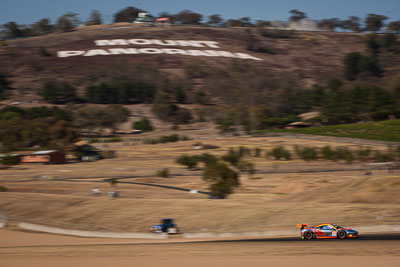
(1, 25), (399, 104)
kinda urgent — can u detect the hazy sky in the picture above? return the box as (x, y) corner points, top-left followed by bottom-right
(1, 0), (399, 25)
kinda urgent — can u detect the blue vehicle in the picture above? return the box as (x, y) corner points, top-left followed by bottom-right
(149, 218), (179, 234)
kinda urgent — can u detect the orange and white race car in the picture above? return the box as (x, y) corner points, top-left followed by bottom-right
(297, 223), (359, 240)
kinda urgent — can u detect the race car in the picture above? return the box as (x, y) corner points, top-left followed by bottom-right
(149, 218), (179, 234)
(297, 223), (359, 240)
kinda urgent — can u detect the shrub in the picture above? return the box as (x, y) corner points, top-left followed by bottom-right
(356, 148), (372, 161)
(159, 134), (179, 143)
(237, 161), (255, 175)
(39, 47), (51, 57)
(295, 146), (318, 161)
(1, 155), (17, 166)
(203, 161), (239, 199)
(269, 146), (291, 160)
(222, 151), (241, 166)
(335, 147), (354, 164)
(209, 181), (232, 199)
(254, 148), (262, 157)
(157, 168), (169, 178)
(0, 185), (8, 192)
(373, 151), (394, 162)
(321, 145), (335, 160)
(41, 81), (77, 104)
(238, 146), (251, 157)
(176, 155), (200, 169)
(107, 178), (118, 187)
(133, 118), (153, 132)
(143, 134), (188, 144)
(259, 29), (295, 39)
(199, 153), (219, 166)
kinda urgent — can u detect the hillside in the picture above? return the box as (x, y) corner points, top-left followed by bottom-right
(1, 24), (399, 105)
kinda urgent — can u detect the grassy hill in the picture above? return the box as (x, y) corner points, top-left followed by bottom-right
(1, 24), (399, 103)
(278, 120), (400, 142)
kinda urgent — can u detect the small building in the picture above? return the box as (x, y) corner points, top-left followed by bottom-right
(20, 150), (66, 164)
(285, 121), (312, 129)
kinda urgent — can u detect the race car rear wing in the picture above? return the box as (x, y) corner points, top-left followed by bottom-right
(297, 224), (308, 230)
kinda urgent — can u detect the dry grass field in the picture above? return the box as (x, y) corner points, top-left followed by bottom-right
(1, 132), (399, 233)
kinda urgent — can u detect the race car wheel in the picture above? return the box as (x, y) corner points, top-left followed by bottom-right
(304, 231), (314, 240)
(337, 230), (347, 239)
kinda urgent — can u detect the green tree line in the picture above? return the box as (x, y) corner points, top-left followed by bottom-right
(2, 7), (400, 40)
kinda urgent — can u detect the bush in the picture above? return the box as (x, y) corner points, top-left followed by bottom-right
(199, 153), (219, 166)
(254, 148), (262, 157)
(356, 148), (372, 161)
(0, 185), (8, 192)
(41, 81), (77, 104)
(176, 155), (200, 169)
(259, 29), (295, 39)
(335, 147), (354, 164)
(237, 161), (255, 175)
(203, 161), (239, 199)
(209, 181), (232, 199)
(143, 134), (187, 144)
(222, 151), (241, 166)
(295, 146), (318, 161)
(1, 155), (17, 166)
(373, 151), (394, 162)
(39, 47), (51, 57)
(269, 146), (291, 160)
(321, 145), (335, 160)
(157, 168), (169, 178)
(133, 118), (153, 132)
(107, 178), (118, 187)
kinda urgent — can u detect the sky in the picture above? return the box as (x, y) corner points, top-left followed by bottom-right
(1, 0), (399, 26)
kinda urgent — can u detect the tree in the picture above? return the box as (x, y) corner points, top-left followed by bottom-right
(226, 19), (243, 27)
(152, 90), (178, 122)
(1, 22), (25, 39)
(175, 86), (186, 104)
(289, 9), (307, 22)
(56, 12), (80, 31)
(113, 6), (145, 23)
(203, 161), (239, 198)
(365, 14), (388, 32)
(255, 20), (271, 28)
(367, 34), (381, 56)
(207, 14), (223, 26)
(86, 10), (102, 26)
(0, 72), (10, 100)
(1, 156), (17, 168)
(174, 10), (202, 25)
(381, 33), (397, 49)
(176, 155), (200, 169)
(74, 105), (105, 133)
(343, 52), (362, 80)
(48, 120), (79, 150)
(30, 18), (53, 35)
(239, 17), (252, 27)
(387, 21), (400, 33)
(318, 18), (340, 31)
(342, 16), (361, 32)
(133, 118), (153, 132)
(103, 105), (130, 133)
(41, 81), (77, 104)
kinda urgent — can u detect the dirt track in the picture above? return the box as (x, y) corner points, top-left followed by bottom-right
(1, 229), (400, 267)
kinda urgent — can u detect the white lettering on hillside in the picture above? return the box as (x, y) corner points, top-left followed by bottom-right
(57, 48), (262, 61)
(93, 39), (220, 48)
(108, 48), (139, 55)
(94, 39), (129, 46)
(58, 51), (85, 57)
